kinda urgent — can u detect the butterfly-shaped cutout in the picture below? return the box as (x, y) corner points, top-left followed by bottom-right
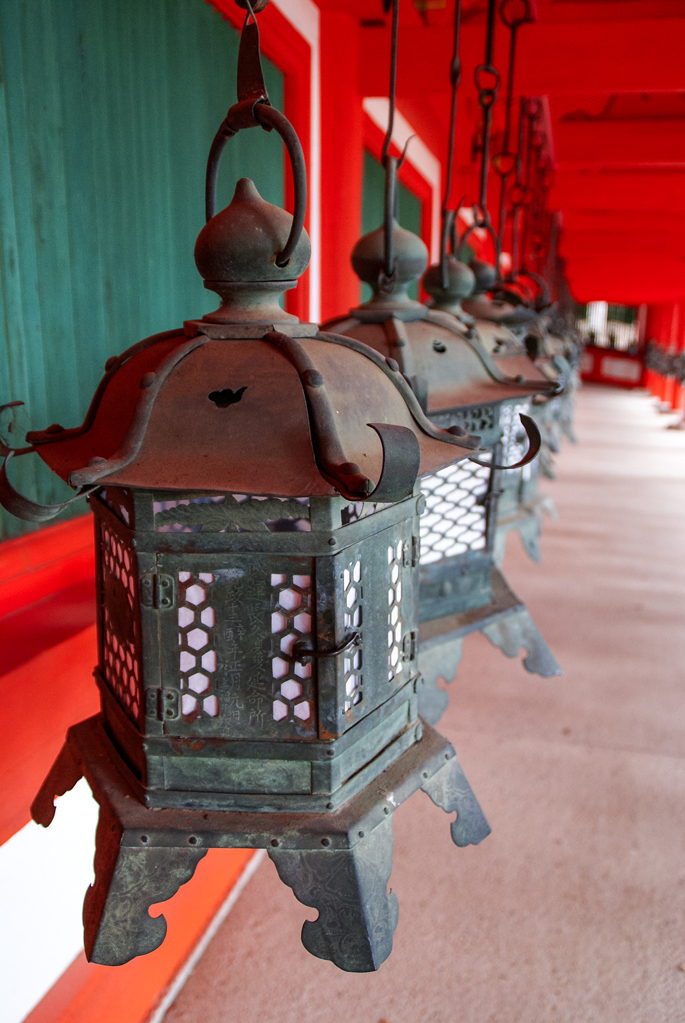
(208, 386), (247, 408)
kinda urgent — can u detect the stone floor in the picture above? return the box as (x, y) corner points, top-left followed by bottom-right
(163, 385), (685, 1023)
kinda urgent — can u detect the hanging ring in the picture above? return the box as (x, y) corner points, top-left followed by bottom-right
(499, 0), (533, 30)
(204, 7), (306, 268)
(474, 63), (500, 110)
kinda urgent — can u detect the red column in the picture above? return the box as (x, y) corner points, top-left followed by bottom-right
(319, 11), (364, 323)
(644, 302), (681, 403)
(674, 299), (685, 415)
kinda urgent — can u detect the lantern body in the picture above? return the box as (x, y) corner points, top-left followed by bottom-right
(94, 483), (424, 813)
(463, 300), (578, 561)
(322, 310), (554, 614)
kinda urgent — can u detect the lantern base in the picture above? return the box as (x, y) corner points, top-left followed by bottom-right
(418, 548), (494, 623)
(417, 566), (562, 724)
(31, 714), (490, 973)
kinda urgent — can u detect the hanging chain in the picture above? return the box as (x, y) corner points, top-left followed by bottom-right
(458, 0), (501, 275)
(520, 97), (542, 273)
(509, 94), (528, 274)
(379, 0), (401, 287)
(381, 0), (400, 168)
(475, 0), (499, 221)
(493, 0), (533, 247)
(440, 0), (463, 288)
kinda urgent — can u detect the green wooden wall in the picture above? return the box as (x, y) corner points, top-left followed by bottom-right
(360, 150), (422, 304)
(0, 0), (283, 539)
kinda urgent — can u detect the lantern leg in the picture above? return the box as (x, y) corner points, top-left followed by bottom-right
(416, 635), (465, 725)
(31, 739), (85, 827)
(83, 800), (207, 966)
(268, 815), (399, 973)
(481, 608), (562, 678)
(421, 754), (491, 847)
(513, 515), (542, 562)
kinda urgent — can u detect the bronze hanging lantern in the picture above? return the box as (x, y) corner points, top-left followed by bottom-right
(460, 87), (578, 552)
(325, 0), (561, 725)
(0, 1), (498, 974)
(446, 4), (573, 563)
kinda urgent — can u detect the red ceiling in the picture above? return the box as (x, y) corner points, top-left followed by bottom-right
(316, 0), (685, 305)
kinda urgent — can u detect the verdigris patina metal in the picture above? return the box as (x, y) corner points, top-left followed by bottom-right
(2, 0), (495, 975)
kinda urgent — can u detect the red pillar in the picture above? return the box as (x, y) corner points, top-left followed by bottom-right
(319, 11), (364, 322)
(644, 302), (680, 403)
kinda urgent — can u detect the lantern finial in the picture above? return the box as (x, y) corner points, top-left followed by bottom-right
(195, 177), (311, 324)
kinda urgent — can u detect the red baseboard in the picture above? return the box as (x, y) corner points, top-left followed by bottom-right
(0, 515), (94, 619)
(23, 847), (257, 1023)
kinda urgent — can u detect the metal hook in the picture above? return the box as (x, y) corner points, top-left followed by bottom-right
(204, 4), (306, 268)
(0, 401), (34, 457)
(292, 632), (361, 664)
(468, 413), (540, 470)
(0, 450), (97, 523)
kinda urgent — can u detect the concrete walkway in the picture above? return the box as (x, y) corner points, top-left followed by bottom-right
(164, 385), (685, 1023)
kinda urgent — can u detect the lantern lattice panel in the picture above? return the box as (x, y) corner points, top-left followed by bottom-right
(270, 572), (315, 727)
(100, 523), (141, 721)
(419, 460), (491, 565)
(387, 542), (406, 683)
(341, 502), (389, 525)
(154, 494), (311, 533)
(342, 557), (363, 712)
(178, 571), (220, 722)
(431, 404), (498, 439)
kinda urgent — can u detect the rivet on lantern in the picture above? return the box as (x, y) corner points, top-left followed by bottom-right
(0, 0), (496, 975)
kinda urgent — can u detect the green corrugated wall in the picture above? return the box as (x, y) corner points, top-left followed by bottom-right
(360, 150), (422, 304)
(0, 0), (283, 538)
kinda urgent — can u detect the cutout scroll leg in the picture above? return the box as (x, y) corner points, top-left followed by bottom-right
(421, 755), (491, 847)
(269, 816), (399, 973)
(481, 608), (562, 678)
(416, 636), (464, 725)
(84, 803), (207, 966)
(31, 740), (84, 827)
(516, 515), (542, 562)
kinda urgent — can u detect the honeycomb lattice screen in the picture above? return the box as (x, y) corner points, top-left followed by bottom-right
(419, 460), (491, 565)
(101, 524), (141, 721)
(270, 574), (314, 726)
(387, 542), (405, 682)
(343, 559), (363, 712)
(178, 572), (219, 721)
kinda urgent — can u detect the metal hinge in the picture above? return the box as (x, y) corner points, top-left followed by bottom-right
(140, 573), (176, 609)
(402, 630), (417, 662)
(403, 537), (419, 568)
(146, 687), (180, 720)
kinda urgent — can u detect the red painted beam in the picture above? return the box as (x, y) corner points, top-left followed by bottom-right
(516, 18), (685, 94)
(561, 229), (685, 257)
(358, 19), (685, 98)
(553, 119), (685, 166)
(550, 171), (685, 213)
(565, 256), (685, 304)
(561, 209), (685, 232)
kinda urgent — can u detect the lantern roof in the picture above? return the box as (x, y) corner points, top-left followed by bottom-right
(324, 306), (553, 416)
(25, 310), (482, 502)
